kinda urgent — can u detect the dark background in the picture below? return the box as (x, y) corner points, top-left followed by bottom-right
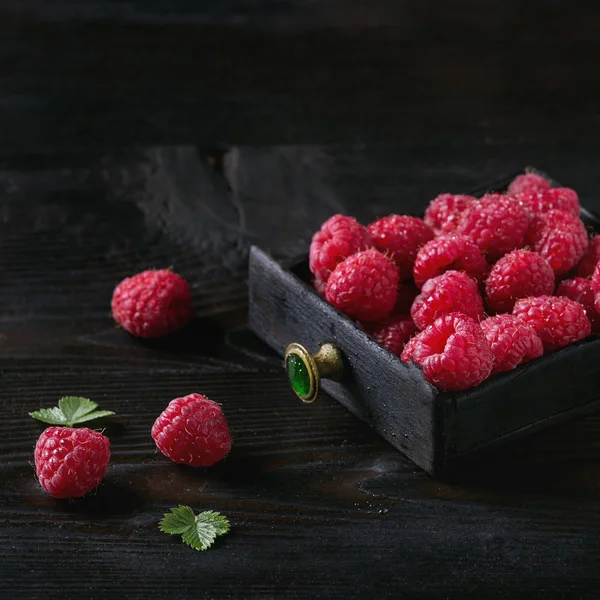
(2, 2), (600, 599)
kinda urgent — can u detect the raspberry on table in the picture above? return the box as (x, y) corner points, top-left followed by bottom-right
(557, 277), (600, 335)
(513, 295), (591, 352)
(412, 233), (488, 289)
(34, 427), (110, 499)
(367, 215), (434, 281)
(484, 250), (555, 313)
(576, 235), (600, 278)
(481, 314), (544, 375)
(152, 393), (232, 467)
(424, 194), (475, 235)
(507, 173), (551, 196)
(309, 214), (373, 281)
(514, 188), (580, 218)
(111, 269), (193, 338)
(401, 312), (494, 391)
(410, 270), (485, 331)
(325, 249), (399, 322)
(362, 314), (417, 357)
(526, 209), (589, 276)
(456, 193), (532, 261)
(594, 263), (600, 314)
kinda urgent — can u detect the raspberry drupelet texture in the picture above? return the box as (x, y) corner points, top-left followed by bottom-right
(362, 314), (417, 357)
(412, 233), (488, 289)
(111, 269), (193, 338)
(484, 250), (555, 313)
(423, 194), (475, 235)
(557, 277), (600, 335)
(507, 173), (551, 196)
(513, 295), (591, 352)
(514, 188), (580, 217)
(151, 393), (231, 467)
(366, 215), (434, 281)
(34, 427), (110, 499)
(410, 270), (485, 331)
(456, 194), (532, 261)
(526, 209), (589, 276)
(576, 235), (600, 278)
(480, 314), (544, 375)
(309, 214), (372, 281)
(594, 263), (600, 314)
(325, 249), (399, 322)
(401, 312), (494, 391)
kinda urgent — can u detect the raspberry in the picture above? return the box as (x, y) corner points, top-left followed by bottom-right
(325, 249), (399, 322)
(367, 215), (434, 281)
(313, 276), (327, 297)
(513, 295), (591, 352)
(456, 194), (532, 261)
(412, 233), (488, 289)
(401, 312), (494, 391)
(507, 173), (551, 196)
(152, 393), (232, 467)
(576, 235), (600, 278)
(484, 250), (555, 313)
(480, 314), (543, 374)
(393, 281), (420, 315)
(526, 209), (589, 276)
(410, 270), (484, 331)
(514, 188), (580, 217)
(34, 427), (110, 498)
(362, 314), (417, 357)
(111, 269), (193, 338)
(424, 194), (475, 235)
(309, 214), (372, 281)
(594, 263), (600, 314)
(557, 277), (600, 334)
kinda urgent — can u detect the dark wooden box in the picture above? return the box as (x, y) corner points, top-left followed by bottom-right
(248, 169), (600, 477)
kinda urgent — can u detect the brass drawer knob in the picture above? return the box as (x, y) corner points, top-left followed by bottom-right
(284, 342), (343, 403)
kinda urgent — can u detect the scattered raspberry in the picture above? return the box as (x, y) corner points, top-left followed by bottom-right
(557, 277), (600, 334)
(514, 187), (580, 218)
(362, 314), (417, 357)
(111, 269), (193, 338)
(412, 233), (488, 289)
(484, 250), (555, 313)
(513, 295), (591, 352)
(576, 235), (600, 278)
(152, 393), (232, 467)
(456, 194), (532, 261)
(507, 173), (551, 196)
(34, 427), (110, 498)
(393, 281), (420, 315)
(525, 209), (589, 276)
(424, 194), (475, 235)
(593, 264), (600, 314)
(325, 249), (399, 322)
(309, 214), (372, 281)
(410, 270), (485, 331)
(480, 314), (544, 374)
(401, 312), (494, 391)
(367, 215), (434, 281)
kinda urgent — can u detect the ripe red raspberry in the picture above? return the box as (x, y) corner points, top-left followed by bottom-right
(456, 194), (532, 261)
(514, 188), (580, 218)
(152, 393), (231, 467)
(34, 427), (110, 499)
(507, 173), (551, 196)
(401, 312), (494, 391)
(576, 235), (600, 278)
(513, 295), (591, 352)
(362, 314), (417, 357)
(367, 215), (434, 281)
(525, 209), (589, 276)
(313, 276), (327, 297)
(480, 314), (543, 375)
(412, 233), (488, 289)
(325, 249), (399, 322)
(423, 194), (475, 235)
(410, 270), (484, 331)
(556, 277), (600, 334)
(593, 262), (600, 293)
(484, 250), (555, 313)
(111, 269), (193, 338)
(309, 214), (372, 281)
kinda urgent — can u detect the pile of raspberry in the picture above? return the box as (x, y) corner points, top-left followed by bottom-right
(309, 172), (599, 392)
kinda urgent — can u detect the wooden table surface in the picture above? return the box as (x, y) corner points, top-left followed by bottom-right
(3, 3), (600, 599)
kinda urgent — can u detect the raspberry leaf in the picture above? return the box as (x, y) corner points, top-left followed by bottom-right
(30, 397), (115, 427)
(160, 506), (230, 552)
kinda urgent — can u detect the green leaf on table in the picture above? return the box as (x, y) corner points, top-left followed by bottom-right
(30, 396), (115, 427)
(160, 506), (230, 552)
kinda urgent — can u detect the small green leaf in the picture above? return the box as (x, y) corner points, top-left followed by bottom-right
(181, 523), (218, 552)
(29, 396), (114, 427)
(159, 505), (196, 535)
(160, 506), (230, 552)
(29, 407), (68, 425)
(196, 510), (230, 537)
(58, 397), (99, 422)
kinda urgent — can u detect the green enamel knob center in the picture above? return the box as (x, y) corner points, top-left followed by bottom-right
(286, 353), (311, 398)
